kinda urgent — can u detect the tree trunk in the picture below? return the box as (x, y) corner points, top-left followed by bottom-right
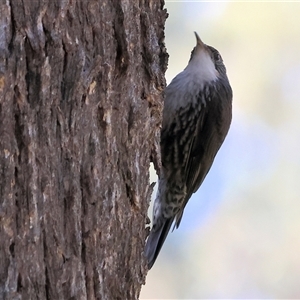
(0, 0), (167, 299)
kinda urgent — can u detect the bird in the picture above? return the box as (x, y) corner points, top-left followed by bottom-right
(145, 32), (232, 269)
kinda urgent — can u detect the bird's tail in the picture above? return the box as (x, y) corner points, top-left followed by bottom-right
(145, 217), (174, 269)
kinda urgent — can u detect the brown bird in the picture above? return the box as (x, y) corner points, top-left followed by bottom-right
(145, 32), (232, 269)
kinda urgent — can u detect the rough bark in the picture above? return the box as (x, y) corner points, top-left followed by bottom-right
(0, 0), (168, 299)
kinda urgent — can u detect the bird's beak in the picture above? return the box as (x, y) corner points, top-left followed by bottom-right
(194, 32), (205, 50)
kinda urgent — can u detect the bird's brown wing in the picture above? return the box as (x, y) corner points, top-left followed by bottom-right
(175, 97), (228, 227)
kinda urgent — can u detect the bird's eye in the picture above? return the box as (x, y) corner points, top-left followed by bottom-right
(215, 53), (222, 62)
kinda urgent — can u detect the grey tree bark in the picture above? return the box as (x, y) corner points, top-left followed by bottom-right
(0, 0), (168, 299)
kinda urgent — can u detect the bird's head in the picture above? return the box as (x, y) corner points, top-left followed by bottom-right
(187, 32), (228, 82)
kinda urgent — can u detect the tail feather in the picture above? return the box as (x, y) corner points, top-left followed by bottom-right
(145, 217), (174, 269)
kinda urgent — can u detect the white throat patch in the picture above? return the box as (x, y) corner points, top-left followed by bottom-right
(163, 47), (219, 123)
(185, 49), (218, 85)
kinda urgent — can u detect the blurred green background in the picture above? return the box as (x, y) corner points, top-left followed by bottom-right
(141, 1), (300, 299)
